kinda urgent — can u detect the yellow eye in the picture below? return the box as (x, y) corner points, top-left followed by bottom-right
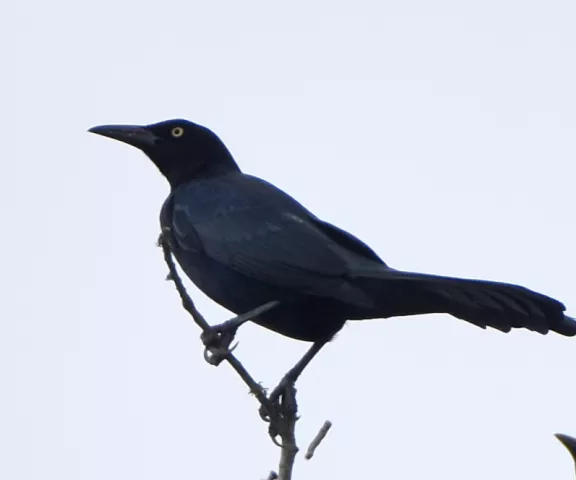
(171, 127), (184, 138)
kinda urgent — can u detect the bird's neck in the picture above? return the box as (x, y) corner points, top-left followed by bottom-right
(165, 149), (241, 189)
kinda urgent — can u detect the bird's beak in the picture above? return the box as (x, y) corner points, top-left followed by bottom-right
(88, 124), (159, 149)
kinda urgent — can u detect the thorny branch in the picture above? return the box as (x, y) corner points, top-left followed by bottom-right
(158, 231), (331, 479)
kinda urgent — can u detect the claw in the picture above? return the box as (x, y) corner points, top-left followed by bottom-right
(259, 380), (299, 444)
(201, 325), (239, 366)
(199, 301), (281, 367)
(270, 429), (283, 447)
(203, 343), (239, 366)
(259, 378), (293, 419)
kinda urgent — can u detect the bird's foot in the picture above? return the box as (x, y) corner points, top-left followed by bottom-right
(259, 369), (298, 421)
(259, 374), (299, 440)
(201, 300), (281, 366)
(259, 341), (327, 434)
(201, 323), (239, 366)
(267, 374), (296, 411)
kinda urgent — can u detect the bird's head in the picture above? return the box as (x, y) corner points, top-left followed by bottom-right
(88, 119), (240, 187)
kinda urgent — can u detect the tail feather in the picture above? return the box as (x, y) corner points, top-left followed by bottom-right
(358, 269), (576, 337)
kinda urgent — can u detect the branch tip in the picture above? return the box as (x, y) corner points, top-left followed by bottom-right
(305, 420), (332, 460)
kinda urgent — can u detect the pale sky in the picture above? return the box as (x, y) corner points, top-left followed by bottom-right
(1, 0), (575, 478)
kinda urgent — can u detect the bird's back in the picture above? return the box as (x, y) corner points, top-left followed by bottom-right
(161, 173), (387, 310)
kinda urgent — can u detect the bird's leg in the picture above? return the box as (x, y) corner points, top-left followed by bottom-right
(201, 300), (281, 366)
(260, 340), (327, 427)
(269, 340), (327, 403)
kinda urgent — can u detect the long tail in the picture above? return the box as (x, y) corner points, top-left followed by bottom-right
(357, 270), (576, 336)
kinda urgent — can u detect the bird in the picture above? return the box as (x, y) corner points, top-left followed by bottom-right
(89, 118), (576, 380)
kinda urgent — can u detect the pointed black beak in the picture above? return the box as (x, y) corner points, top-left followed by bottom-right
(88, 124), (159, 149)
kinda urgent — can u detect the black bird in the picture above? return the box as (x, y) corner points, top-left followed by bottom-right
(89, 119), (576, 379)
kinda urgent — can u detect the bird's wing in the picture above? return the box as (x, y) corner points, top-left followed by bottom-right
(166, 178), (376, 307)
(308, 217), (388, 266)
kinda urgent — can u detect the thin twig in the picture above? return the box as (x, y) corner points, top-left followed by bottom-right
(305, 421), (332, 460)
(158, 233), (281, 424)
(159, 231), (308, 480)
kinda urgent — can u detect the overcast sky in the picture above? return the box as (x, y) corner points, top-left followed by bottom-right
(1, 0), (575, 478)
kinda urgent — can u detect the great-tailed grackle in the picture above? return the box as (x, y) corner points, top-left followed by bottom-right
(89, 119), (576, 381)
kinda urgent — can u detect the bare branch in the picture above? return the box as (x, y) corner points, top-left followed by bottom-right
(158, 232), (317, 479)
(305, 421), (332, 460)
(159, 231), (282, 423)
(277, 383), (299, 480)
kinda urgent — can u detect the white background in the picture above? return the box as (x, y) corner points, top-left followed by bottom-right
(1, 0), (575, 478)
